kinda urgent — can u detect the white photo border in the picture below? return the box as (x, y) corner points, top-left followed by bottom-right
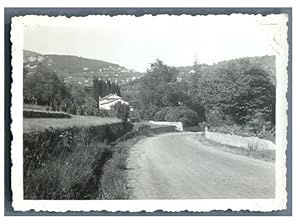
(7, 8), (291, 214)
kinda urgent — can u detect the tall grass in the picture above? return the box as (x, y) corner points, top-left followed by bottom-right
(23, 123), (132, 199)
(100, 139), (140, 199)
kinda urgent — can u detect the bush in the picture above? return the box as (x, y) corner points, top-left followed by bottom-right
(183, 126), (204, 132)
(112, 102), (130, 123)
(154, 106), (199, 127)
(257, 127), (275, 143)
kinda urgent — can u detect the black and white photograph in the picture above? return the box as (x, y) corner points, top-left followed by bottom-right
(9, 12), (289, 212)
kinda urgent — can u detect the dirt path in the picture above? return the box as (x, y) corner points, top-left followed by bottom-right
(126, 132), (275, 199)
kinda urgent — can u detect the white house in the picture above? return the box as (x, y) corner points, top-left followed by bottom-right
(99, 94), (129, 110)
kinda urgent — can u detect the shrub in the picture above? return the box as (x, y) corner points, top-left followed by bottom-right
(154, 106), (199, 127)
(183, 126), (204, 132)
(112, 102), (130, 123)
(257, 127), (275, 143)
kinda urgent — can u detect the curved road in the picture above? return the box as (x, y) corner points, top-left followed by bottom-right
(127, 132), (275, 199)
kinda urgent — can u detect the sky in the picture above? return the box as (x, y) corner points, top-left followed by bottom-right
(23, 15), (276, 72)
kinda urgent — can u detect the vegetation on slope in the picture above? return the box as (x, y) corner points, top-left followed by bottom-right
(122, 56), (276, 139)
(23, 50), (144, 85)
(24, 64), (117, 116)
(24, 122), (133, 199)
(45, 54), (118, 73)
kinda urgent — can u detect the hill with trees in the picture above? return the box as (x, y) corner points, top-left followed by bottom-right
(23, 50), (144, 87)
(177, 55), (276, 85)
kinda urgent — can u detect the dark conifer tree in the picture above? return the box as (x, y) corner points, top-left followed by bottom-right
(99, 79), (104, 97)
(92, 76), (100, 103)
(107, 79), (112, 94)
(103, 80), (108, 96)
(116, 84), (121, 97)
(111, 82), (116, 94)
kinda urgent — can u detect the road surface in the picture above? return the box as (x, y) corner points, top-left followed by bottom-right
(126, 132), (275, 199)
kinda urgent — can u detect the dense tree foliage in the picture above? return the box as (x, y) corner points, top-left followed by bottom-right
(154, 106), (199, 127)
(192, 59), (276, 127)
(23, 64), (69, 105)
(112, 102), (130, 123)
(122, 57), (276, 130)
(23, 56), (276, 132)
(129, 60), (201, 126)
(23, 64), (111, 116)
(139, 60), (180, 107)
(92, 77), (121, 104)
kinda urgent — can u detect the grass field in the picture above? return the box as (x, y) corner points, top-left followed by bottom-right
(23, 115), (121, 133)
(23, 109), (72, 118)
(23, 104), (48, 110)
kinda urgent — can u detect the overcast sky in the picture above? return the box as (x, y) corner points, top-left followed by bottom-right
(24, 15), (276, 72)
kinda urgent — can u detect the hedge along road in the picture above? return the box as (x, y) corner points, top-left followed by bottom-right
(126, 132), (275, 199)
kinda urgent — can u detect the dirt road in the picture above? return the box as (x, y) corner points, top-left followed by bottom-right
(127, 132), (275, 199)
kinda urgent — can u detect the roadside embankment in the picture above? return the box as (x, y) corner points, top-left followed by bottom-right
(24, 121), (132, 199)
(24, 118), (178, 200)
(100, 122), (178, 199)
(196, 129), (275, 161)
(204, 128), (275, 151)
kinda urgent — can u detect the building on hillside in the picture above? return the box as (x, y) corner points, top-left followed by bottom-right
(99, 94), (129, 110)
(83, 85), (93, 94)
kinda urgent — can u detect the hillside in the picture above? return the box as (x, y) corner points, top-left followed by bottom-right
(177, 55), (276, 85)
(23, 50), (144, 87)
(45, 54), (117, 73)
(23, 50), (42, 57)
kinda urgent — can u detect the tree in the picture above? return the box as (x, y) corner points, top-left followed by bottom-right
(112, 102), (130, 123)
(70, 85), (87, 106)
(99, 79), (104, 97)
(23, 64), (68, 105)
(116, 84), (121, 97)
(161, 82), (188, 107)
(237, 66), (275, 125)
(92, 76), (100, 103)
(111, 82), (116, 94)
(154, 106), (199, 127)
(139, 59), (179, 112)
(192, 60), (275, 126)
(107, 80), (112, 94)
